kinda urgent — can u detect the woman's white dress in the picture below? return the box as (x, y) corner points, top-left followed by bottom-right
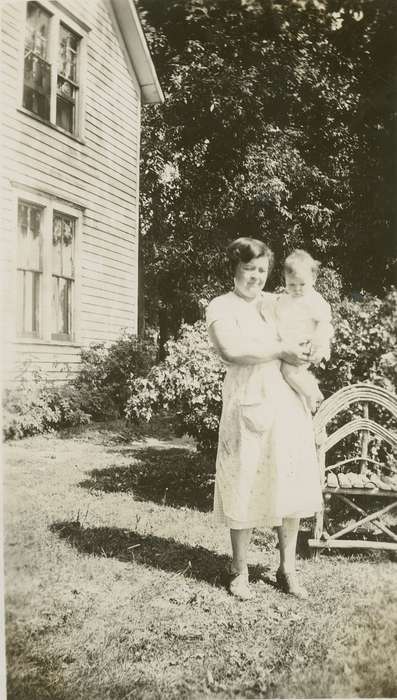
(206, 291), (322, 529)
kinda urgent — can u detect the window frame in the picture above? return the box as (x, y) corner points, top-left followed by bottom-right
(14, 188), (82, 346)
(51, 210), (77, 341)
(18, 0), (88, 140)
(16, 200), (45, 338)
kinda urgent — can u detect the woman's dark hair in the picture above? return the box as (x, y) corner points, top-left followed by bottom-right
(226, 237), (274, 274)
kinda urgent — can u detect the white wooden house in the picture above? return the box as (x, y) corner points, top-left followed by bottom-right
(1, 0), (163, 382)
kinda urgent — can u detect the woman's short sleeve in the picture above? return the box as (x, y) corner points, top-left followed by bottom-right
(206, 296), (230, 330)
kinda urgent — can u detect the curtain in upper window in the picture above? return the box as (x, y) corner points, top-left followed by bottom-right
(23, 2), (51, 120)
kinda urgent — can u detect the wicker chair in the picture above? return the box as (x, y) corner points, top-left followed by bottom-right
(308, 383), (397, 554)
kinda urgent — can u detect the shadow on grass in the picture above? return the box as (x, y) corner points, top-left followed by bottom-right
(50, 521), (270, 589)
(78, 447), (215, 512)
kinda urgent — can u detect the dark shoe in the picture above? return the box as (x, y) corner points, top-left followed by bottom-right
(276, 569), (308, 600)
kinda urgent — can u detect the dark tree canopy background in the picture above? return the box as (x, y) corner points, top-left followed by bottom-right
(137, 0), (397, 344)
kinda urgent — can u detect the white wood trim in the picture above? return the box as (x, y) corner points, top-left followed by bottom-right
(41, 201), (52, 340)
(105, 0), (141, 98)
(12, 186), (83, 345)
(72, 206), (82, 344)
(9, 190), (20, 346)
(15, 2), (26, 115)
(48, 8), (59, 125)
(16, 1), (89, 138)
(110, 0), (164, 104)
(50, 1), (92, 34)
(134, 89), (142, 334)
(76, 32), (87, 140)
(10, 181), (86, 211)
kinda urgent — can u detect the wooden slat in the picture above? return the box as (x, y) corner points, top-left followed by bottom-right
(324, 487), (397, 498)
(315, 383), (397, 433)
(325, 418), (397, 451)
(308, 539), (397, 551)
(328, 500), (397, 540)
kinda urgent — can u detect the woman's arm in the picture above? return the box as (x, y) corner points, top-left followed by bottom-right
(209, 319), (309, 366)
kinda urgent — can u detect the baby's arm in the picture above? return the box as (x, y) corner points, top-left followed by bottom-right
(310, 295), (333, 365)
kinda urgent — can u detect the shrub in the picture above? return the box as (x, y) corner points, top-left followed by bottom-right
(3, 331), (158, 440)
(126, 290), (397, 453)
(3, 373), (91, 440)
(72, 331), (157, 420)
(317, 289), (397, 396)
(126, 322), (225, 452)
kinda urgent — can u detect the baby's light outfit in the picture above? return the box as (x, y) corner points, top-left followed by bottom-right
(273, 289), (333, 411)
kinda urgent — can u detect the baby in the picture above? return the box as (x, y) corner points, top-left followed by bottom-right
(275, 249), (333, 413)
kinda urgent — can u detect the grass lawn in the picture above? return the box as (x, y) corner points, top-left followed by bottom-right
(4, 421), (397, 699)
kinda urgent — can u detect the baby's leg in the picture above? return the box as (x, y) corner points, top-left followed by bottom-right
(281, 362), (323, 413)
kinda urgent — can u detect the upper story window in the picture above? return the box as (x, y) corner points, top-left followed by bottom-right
(23, 3), (51, 121)
(22, 1), (85, 137)
(57, 25), (80, 133)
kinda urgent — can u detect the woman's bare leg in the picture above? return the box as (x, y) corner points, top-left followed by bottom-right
(276, 517), (300, 573)
(276, 517), (308, 598)
(230, 528), (252, 574)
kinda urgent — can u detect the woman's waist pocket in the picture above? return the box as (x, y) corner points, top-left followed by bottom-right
(239, 400), (274, 434)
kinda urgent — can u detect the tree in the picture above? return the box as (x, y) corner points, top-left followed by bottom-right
(138, 0), (397, 348)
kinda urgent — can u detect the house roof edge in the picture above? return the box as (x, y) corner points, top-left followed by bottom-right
(111, 0), (164, 104)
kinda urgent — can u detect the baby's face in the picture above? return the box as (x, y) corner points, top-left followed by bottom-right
(285, 266), (315, 298)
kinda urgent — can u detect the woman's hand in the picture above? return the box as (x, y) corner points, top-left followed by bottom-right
(279, 343), (311, 366)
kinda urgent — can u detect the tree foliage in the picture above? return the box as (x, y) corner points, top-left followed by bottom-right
(138, 0), (397, 339)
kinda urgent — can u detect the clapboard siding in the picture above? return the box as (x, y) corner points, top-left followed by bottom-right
(13, 343), (82, 382)
(3, 126), (138, 193)
(3, 114), (139, 178)
(3, 139), (138, 209)
(2, 0), (143, 382)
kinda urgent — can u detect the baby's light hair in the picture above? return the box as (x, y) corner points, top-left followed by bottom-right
(284, 249), (320, 279)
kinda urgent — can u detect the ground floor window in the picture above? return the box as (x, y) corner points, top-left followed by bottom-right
(16, 192), (81, 343)
(17, 201), (43, 336)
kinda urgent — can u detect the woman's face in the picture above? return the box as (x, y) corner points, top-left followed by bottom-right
(234, 255), (269, 299)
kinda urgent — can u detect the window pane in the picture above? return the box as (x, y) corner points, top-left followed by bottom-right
(57, 75), (75, 99)
(56, 94), (74, 133)
(23, 54), (51, 120)
(52, 276), (72, 337)
(52, 214), (75, 278)
(62, 218), (74, 278)
(25, 2), (50, 59)
(58, 25), (79, 82)
(17, 202), (41, 270)
(17, 270), (40, 336)
(52, 216), (62, 275)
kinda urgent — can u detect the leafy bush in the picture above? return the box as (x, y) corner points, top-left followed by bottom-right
(126, 322), (225, 452)
(126, 291), (397, 453)
(3, 373), (91, 440)
(317, 289), (397, 397)
(72, 331), (157, 420)
(3, 331), (158, 440)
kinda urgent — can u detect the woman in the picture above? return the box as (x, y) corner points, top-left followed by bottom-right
(206, 237), (322, 600)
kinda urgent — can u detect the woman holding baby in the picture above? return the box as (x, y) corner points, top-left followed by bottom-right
(206, 238), (332, 600)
